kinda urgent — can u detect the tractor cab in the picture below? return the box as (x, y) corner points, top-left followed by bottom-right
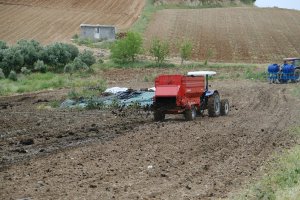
(283, 58), (300, 67)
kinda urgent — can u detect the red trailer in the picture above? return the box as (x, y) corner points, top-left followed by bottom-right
(153, 71), (229, 121)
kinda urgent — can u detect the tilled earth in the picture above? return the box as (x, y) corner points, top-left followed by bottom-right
(1, 79), (300, 199)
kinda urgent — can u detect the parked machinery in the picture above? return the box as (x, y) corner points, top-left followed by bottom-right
(268, 58), (300, 83)
(153, 71), (229, 121)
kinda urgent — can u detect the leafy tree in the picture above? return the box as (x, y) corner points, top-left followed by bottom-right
(78, 50), (96, 67)
(42, 43), (74, 70)
(0, 47), (24, 77)
(179, 40), (193, 65)
(110, 32), (143, 63)
(15, 39), (43, 69)
(149, 38), (169, 66)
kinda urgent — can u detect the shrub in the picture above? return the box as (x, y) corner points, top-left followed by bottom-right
(0, 47), (24, 77)
(179, 40), (193, 65)
(0, 68), (5, 79)
(34, 60), (47, 73)
(65, 44), (79, 60)
(149, 38), (169, 65)
(110, 31), (143, 63)
(21, 67), (31, 75)
(42, 43), (75, 71)
(8, 70), (17, 81)
(16, 40), (43, 69)
(64, 58), (88, 74)
(78, 50), (96, 67)
(0, 40), (8, 50)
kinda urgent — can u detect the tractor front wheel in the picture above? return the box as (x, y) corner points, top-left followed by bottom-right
(208, 93), (221, 117)
(153, 111), (165, 121)
(220, 99), (229, 116)
(184, 106), (197, 121)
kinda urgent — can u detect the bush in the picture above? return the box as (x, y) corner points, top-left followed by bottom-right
(34, 60), (47, 73)
(110, 31), (143, 63)
(78, 50), (96, 67)
(16, 40), (43, 69)
(8, 70), (17, 81)
(0, 68), (5, 79)
(64, 58), (88, 74)
(42, 43), (75, 71)
(149, 38), (169, 65)
(21, 67), (31, 75)
(0, 47), (24, 77)
(179, 40), (193, 65)
(0, 40), (8, 50)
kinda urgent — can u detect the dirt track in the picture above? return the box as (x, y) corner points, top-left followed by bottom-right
(1, 73), (300, 199)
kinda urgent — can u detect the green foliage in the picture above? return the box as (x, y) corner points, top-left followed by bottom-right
(110, 32), (143, 64)
(244, 68), (267, 81)
(0, 47), (24, 77)
(34, 60), (47, 73)
(16, 40), (43, 70)
(205, 48), (214, 65)
(0, 40), (8, 50)
(149, 38), (170, 66)
(0, 68), (5, 79)
(64, 57), (88, 74)
(8, 70), (17, 81)
(21, 67), (31, 75)
(179, 40), (193, 65)
(42, 42), (78, 71)
(78, 50), (96, 67)
(240, 0), (256, 5)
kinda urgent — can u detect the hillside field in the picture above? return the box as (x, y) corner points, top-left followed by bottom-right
(0, 0), (145, 44)
(144, 7), (300, 63)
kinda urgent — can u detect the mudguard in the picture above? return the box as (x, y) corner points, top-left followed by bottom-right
(205, 90), (218, 97)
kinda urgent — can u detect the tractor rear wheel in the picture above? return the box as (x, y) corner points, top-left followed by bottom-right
(154, 111), (165, 121)
(184, 106), (197, 121)
(208, 93), (221, 117)
(220, 99), (229, 116)
(295, 69), (300, 82)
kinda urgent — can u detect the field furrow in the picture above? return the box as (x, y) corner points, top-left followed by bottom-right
(144, 7), (300, 63)
(0, 0), (145, 44)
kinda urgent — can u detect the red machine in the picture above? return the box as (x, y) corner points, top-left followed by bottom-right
(153, 71), (229, 121)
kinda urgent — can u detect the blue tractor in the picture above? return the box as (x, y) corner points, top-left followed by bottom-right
(268, 58), (300, 83)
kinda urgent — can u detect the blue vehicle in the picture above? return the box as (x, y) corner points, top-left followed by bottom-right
(268, 58), (300, 83)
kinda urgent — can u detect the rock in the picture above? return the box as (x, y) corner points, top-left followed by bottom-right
(20, 138), (34, 145)
(89, 184), (97, 188)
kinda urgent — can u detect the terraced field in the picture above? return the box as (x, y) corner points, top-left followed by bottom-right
(144, 7), (300, 63)
(0, 0), (145, 44)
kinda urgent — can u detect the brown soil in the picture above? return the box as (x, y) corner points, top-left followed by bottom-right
(1, 68), (300, 199)
(144, 7), (300, 63)
(0, 0), (145, 44)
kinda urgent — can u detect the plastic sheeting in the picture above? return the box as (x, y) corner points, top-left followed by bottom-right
(60, 90), (155, 109)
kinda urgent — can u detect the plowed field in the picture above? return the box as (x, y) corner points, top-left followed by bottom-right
(144, 7), (300, 63)
(1, 68), (300, 199)
(0, 0), (145, 44)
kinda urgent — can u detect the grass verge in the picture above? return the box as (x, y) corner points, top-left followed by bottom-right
(0, 71), (106, 96)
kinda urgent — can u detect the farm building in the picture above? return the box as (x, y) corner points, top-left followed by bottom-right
(80, 24), (116, 41)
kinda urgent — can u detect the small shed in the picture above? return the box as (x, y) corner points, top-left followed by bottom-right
(80, 24), (116, 41)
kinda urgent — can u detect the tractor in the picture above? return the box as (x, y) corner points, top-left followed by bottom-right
(153, 71), (229, 121)
(268, 58), (300, 83)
